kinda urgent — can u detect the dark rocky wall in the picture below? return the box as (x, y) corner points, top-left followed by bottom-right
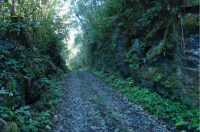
(89, 3), (199, 108)
(0, 26), (67, 109)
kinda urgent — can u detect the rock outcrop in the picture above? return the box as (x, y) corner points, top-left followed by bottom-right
(0, 25), (67, 109)
(88, 2), (199, 107)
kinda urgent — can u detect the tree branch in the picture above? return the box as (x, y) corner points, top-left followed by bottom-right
(75, 13), (88, 35)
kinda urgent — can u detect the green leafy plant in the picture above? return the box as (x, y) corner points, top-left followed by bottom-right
(91, 69), (199, 131)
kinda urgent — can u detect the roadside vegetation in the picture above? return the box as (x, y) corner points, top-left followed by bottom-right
(91, 69), (199, 131)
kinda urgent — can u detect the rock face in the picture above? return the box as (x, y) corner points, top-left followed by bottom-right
(0, 26), (67, 109)
(89, 3), (199, 107)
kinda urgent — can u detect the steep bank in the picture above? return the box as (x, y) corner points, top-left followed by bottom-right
(0, 25), (68, 131)
(0, 0), (69, 130)
(71, 0), (199, 108)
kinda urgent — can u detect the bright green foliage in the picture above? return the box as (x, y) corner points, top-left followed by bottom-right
(92, 69), (199, 131)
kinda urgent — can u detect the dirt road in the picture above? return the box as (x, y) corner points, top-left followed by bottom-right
(52, 71), (170, 132)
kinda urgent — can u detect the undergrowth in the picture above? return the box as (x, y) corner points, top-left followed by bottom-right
(91, 69), (199, 131)
(0, 73), (67, 131)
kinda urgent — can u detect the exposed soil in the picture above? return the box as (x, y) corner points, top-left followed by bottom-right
(51, 71), (171, 132)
